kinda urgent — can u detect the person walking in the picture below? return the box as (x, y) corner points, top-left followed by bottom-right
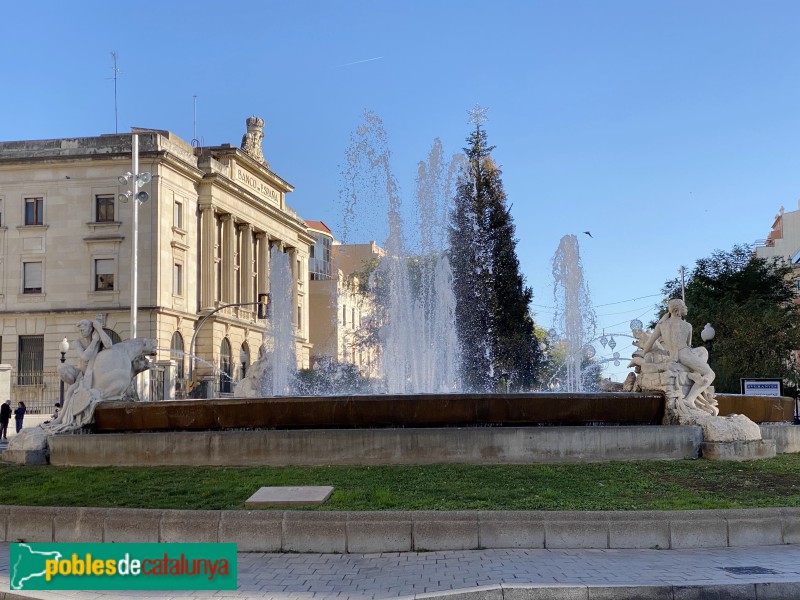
(0, 400), (10, 439)
(14, 401), (26, 433)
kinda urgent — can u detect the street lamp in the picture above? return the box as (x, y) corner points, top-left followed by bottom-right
(58, 337), (69, 406)
(118, 134), (151, 339)
(701, 323), (715, 361)
(240, 349), (249, 379)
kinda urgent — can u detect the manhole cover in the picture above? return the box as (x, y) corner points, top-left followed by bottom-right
(720, 566), (779, 575)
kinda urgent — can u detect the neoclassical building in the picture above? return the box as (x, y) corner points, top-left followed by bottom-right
(0, 117), (312, 406)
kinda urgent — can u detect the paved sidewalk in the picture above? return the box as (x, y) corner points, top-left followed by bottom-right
(3, 543), (800, 599)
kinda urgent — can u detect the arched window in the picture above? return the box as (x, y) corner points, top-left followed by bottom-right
(103, 329), (122, 345)
(240, 342), (250, 380)
(170, 332), (185, 380)
(219, 338), (232, 393)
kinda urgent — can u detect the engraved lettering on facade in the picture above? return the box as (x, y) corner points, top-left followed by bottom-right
(234, 166), (280, 205)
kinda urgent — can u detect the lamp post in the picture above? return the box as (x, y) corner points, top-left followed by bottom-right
(701, 323), (715, 362)
(240, 349), (249, 379)
(58, 337), (69, 407)
(118, 133), (151, 339)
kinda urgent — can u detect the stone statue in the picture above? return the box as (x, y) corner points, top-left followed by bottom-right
(4, 325), (158, 463)
(640, 299), (717, 416)
(64, 319), (113, 390)
(630, 299), (769, 455)
(241, 115), (268, 166)
(235, 343), (270, 398)
(43, 322), (157, 433)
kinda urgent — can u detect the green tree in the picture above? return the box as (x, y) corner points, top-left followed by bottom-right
(660, 244), (800, 395)
(448, 119), (542, 390)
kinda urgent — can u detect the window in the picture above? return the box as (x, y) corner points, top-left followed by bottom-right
(95, 195), (114, 222)
(18, 335), (43, 385)
(24, 197), (44, 225)
(95, 259), (114, 291)
(297, 259), (302, 282)
(352, 308), (356, 327)
(104, 329), (122, 344)
(171, 332), (185, 380)
(297, 306), (302, 330)
(310, 235), (332, 280)
(23, 262), (42, 293)
(174, 200), (183, 229)
(342, 305), (347, 326)
(173, 263), (183, 296)
(219, 338), (232, 394)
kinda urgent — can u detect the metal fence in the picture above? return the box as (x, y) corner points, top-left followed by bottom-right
(10, 370), (61, 415)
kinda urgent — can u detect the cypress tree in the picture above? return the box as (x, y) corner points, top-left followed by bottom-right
(448, 117), (541, 390)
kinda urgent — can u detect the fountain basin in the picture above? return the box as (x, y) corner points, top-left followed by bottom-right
(94, 392), (666, 432)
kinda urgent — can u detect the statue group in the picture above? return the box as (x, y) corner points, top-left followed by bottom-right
(44, 320), (157, 433)
(628, 298), (762, 443)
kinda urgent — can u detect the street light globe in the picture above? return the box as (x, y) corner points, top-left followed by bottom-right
(59, 337), (70, 354)
(701, 323), (715, 342)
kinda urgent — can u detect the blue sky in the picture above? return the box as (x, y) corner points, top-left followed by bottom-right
(2, 0), (798, 380)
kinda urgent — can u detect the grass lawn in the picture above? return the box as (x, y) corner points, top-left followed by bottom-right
(2, 455), (800, 511)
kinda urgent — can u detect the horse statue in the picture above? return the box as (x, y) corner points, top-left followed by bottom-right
(44, 337), (157, 433)
(92, 337), (157, 401)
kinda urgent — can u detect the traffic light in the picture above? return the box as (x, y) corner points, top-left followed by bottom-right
(257, 292), (270, 319)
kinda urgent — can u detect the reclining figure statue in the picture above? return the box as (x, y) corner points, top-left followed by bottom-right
(44, 320), (157, 433)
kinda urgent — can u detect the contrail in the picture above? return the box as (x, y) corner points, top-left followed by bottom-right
(336, 56), (383, 68)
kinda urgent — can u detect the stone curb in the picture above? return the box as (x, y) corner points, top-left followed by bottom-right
(3, 583), (800, 600)
(2, 506), (799, 553)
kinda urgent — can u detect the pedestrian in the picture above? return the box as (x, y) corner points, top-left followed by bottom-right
(0, 400), (10, 439)
(14, 401), (26, 433)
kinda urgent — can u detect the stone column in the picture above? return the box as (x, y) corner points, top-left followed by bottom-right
(256, 232), (269, 296)
(0, 364), (10, 405)
(289, 247), (299, 328)
(221, 214), (236, 304)
(239, 223), (254, 304)
(200, 206), (216, 310)
(155, 359), (176, 400)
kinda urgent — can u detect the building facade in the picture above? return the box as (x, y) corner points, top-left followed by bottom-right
(755, 205), (800, 265)
(306, 221), (383, 377)
(0, 117), (312, 407)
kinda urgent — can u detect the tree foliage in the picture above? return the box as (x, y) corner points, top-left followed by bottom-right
(660, 244), (800, 395)
(448, 124), (542, 390)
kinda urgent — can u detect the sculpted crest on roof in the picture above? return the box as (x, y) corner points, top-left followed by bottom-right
(241, 115), (268, 168)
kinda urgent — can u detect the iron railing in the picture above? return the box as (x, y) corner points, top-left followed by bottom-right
(10, 370), (61, 415)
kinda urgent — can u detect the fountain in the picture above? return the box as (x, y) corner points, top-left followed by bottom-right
(4, 113), (791, 467)
(235, 114), (464, 396)
(348, 116), (463, 393)
(551, 234), (597, 392)
(236, 247), (297, 397)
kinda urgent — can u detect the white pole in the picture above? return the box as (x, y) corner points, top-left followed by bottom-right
(679, 266), (685, 302)
(131, 133), (139, 339)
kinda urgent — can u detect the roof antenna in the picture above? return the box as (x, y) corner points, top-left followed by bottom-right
(192, 95), (200, 147)
(110, 52), (121, 134)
